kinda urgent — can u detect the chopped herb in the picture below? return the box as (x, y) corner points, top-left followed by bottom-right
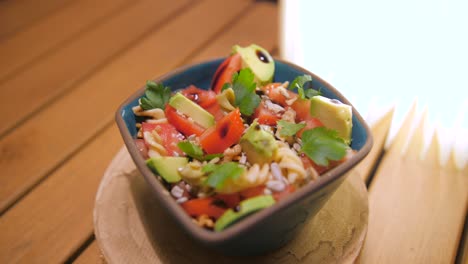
(289, 75), (321, 99)
(277, 120), (306, 137)
(225, 68), (261, 116)
(140, 81), (171, 110)
(202, 162), (245, 189)
(301, 127), (348, 166)
(177, 141), (223, 161)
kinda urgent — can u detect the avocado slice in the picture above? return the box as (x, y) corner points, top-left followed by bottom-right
(214, 195), (275, 231)
(233, 44), (274, 85)
(146, 156), (187, 183)
(169, 93), (215, 129)
(240, 120), (278, 165)
(309, 96), (353, 144)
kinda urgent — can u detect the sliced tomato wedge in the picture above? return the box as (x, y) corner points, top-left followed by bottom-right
(260, 83), (297, 107)
(211, 54), (242, 93)
(141, 122), (184, 156)
(165, 105), (205, 137)
(181, 197), (227, 219)
(252, 101), (280, 126)
(239, 185), (265, 199)
(204, 101), (225, 121)
(213, 193), (241, 208)
(199, 108), (244, 154)
(296, 117), (323, 138)
(181, 85), (217, 108)
(290, 98), (314, 122)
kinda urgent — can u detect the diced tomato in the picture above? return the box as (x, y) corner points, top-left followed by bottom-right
(165, 105), (205, 137)
(213, 193), (241, 208)
(291, 98), (313, 122)
(296, 118), (323, 138)
(300, 152), (350, 175)
(181, 197), (227, 219)
(204, 101), (225, 121)
(199, 108), (244, 154)
(134, 139), (149, 159)
(211, 54), (242, 93)
(239, 185), (265, 199)
(181, 85), (217, 108)
(273, 184), (296, 201)
(253, 101), (280, 126)
(141, 122), (184, 156)
(260, 83), (297, 107)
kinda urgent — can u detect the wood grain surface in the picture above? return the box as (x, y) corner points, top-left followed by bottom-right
(0, 0), (466, 263)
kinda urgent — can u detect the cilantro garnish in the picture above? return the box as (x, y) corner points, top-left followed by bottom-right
(289, 75), (321, 99)
(139, 81), (171, 110)
(301, 127), (348, 166)
(177, 141), (222, 161)
(202, 162), (245, 189)
(225, 68), (261, 116)
(277, 120), (306, 137)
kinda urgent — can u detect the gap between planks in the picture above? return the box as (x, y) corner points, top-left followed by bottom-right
(0, 0), (75, 40)
(0, 0), (195, 214)
(0, 1), (277, 263)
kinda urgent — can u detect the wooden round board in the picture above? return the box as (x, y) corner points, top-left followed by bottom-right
(94, 147), (369, 263)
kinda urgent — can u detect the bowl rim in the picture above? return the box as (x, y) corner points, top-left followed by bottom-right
(115, 57), (373, 245)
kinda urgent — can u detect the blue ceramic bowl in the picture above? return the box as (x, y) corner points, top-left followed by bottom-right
(116, 58), (373, 256)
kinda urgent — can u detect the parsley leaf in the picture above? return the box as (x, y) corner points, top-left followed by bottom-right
(139, 81), (171, 110)
(277, 120), (306, 137)
(289, 75), (321, 99)
(177, 141), (223, 161)
(202, 162), (245, 189)
(228, 68), (261, 116)
(301, 127), (348, 166)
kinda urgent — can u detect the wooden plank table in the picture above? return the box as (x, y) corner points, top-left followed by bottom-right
(0, 1), (466, 263)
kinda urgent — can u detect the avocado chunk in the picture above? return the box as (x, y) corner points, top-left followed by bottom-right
(215, 195), (275, 231)
(233, 44), (274, 85)
(309, 96), (353, 144)
(168, 93), (215, 129)
(240, 120), (278, 165)
(146, 156), (187, 183)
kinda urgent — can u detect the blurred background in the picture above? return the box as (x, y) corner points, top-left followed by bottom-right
(281, 0), (468, 166)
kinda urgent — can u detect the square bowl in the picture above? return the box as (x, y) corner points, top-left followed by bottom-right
(115, 58), (373, 256)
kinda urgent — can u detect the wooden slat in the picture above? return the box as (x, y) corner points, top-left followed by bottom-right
(357, 106), (468, 263)
(0, 0), (73, 39)
(0, 0), (135, 82)
(0, 0), (195, 213)
(0, 2), (278, 262)
(0, 125), (122, 263)
(73, 241), (105, 264)
(354, 109), (394, 183)
(188, 1), (278, 63)
(0, 0), (191, 137)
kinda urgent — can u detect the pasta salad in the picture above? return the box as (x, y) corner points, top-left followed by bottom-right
(132, 44), (354, 231)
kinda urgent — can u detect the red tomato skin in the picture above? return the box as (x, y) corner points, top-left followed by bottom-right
(181, 85), (217, 108)
(141, 122), (184, 156)
(181, 197), (226, 219)
(261, 83), (297, 106)
(199, 109), (244, 154)
(253, 101), (280, 126)
(296, 118), (323, 138)
(165, 105), (205, 137)
(211, 54), (242, 93)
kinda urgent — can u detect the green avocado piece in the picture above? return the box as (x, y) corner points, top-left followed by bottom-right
(240, 120), (278, 165)
(146, 156), (187, 183)
(215, 195), (275, 231)
(233, 44), (274, 85)
(168, 93), (215, 129)
(309, 96), (353, 144)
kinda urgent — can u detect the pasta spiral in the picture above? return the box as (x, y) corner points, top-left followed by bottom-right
(216, 163), (270, 194)
(275, 141), (307, 185)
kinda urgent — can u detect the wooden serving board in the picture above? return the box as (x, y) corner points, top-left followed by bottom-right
(93, 147), (369, 263)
